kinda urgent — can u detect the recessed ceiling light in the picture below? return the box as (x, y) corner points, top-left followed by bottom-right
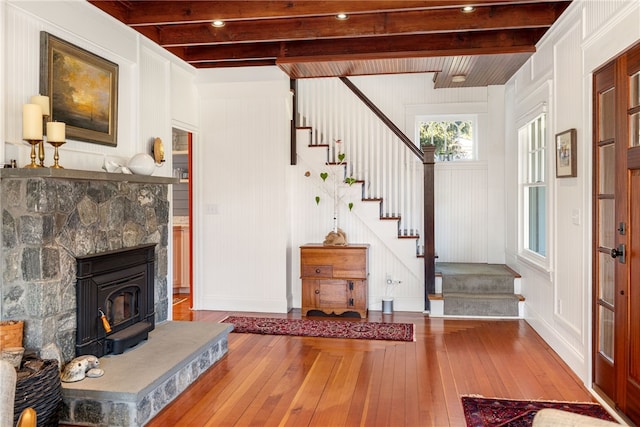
(452, 75), (467, 83)
(211, 20), (225, 28)
(336, 13), (349, 20)
(461, 6), (476, 13)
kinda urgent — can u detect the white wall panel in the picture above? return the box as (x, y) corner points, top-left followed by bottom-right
(139, 45), (171, 169)
(553, 23), (585, 344)
(503, 83), (519, 265)
(583, 0), (632, 37)
(434, 163), (488, 263)
(194, 70), (290, 313)
(8, 1), (139, 63)
(351, 73), (488, 136)
(531, 39), (554, 82)
(170, 63), (198, 129)
(583, 1), (640, 73)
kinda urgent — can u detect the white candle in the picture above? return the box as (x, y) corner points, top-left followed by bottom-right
(30, 95), (50, 116)
(46, 121), (65, 142)
(22, 104), (43, 140)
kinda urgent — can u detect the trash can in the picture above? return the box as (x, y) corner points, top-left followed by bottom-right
(382, 298), (394, 314)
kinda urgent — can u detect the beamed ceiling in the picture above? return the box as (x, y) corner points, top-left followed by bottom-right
(87, 1), (571, 88)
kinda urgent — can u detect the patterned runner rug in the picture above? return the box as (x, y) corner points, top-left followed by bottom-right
(461, 396), (615, 427)
(221, 316), (415, 342)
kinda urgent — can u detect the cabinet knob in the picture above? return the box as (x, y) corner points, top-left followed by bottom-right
(315, 268), (321, 274)
(315, 290), (320, 294)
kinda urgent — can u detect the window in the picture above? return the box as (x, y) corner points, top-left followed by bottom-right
(418, 116), (475, 161)
(520, 114), (547, 258)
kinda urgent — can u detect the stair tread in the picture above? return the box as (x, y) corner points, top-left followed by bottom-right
(443, 292), (520, 300)
(436, 262), (518, 277)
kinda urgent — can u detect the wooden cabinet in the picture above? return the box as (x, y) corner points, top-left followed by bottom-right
(300, 244), (369, 317)
(173, 225), (190, 291)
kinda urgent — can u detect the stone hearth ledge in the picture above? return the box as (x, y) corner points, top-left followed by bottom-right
(0, 167), (178, 184)
(61, 321), (234, 426)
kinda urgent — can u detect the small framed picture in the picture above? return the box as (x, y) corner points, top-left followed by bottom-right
(555, 128), (577, 178)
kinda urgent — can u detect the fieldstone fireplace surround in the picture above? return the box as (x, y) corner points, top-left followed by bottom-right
(1, 168), (233, 426)
(0, 168), (173, 362)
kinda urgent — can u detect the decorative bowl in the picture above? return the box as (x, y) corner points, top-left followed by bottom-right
(128, 153), (155, 175)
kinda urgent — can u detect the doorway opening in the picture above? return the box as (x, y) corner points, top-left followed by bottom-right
(172, 127), (193, 312)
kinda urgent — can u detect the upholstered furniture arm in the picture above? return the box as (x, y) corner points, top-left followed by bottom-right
(0, 360), (17, 427)
(532, 408), (621, 427)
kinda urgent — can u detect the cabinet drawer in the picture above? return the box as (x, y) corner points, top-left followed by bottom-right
(302, 264), (333, 278)
(300, 245), (368, 279)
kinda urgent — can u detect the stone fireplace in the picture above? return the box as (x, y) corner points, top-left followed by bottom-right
(0, 168), (173, 362)
(1, 169), (233, 426)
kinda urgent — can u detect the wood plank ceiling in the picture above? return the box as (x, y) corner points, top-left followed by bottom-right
(87, 1), (571, 88)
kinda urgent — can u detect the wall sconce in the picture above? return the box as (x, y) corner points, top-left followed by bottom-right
(153, 137), (165, 164)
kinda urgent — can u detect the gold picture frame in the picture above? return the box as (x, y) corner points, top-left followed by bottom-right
(555, 128), (577, 178)
(39, 32), (118, 146)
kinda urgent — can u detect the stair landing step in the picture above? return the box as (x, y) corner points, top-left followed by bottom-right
(436, 262), (519, 277)
(444, 293), (520, 317)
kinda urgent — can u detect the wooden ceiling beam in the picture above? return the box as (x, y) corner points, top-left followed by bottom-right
(89, 1), (564, 25)
(152, 3), (564, 47)
(180, 28), (544, 64)
(278, 28), (544, 61)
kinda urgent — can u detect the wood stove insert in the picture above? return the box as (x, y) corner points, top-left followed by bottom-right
(75, 244), (156, 357)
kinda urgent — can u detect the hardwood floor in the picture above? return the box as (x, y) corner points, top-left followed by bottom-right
(150, 297), (595, 426)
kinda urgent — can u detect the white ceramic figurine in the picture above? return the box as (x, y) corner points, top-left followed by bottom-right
(61, 355), (103, 382)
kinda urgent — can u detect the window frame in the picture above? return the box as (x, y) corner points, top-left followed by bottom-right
(415, 114), (478, 161)
(518, 110), (551, 270)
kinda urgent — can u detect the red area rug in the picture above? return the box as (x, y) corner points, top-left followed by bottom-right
(221, 316), (414, 342)
(461, 396), (615, 427)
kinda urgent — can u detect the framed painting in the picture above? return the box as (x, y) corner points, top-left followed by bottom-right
(40, 32), (118, 146)
(555, 128), (577, 178)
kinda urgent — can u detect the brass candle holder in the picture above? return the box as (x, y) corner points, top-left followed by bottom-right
(24, 139), (43, 168)
(47, 139), (66, 169)
(39, 114), (49, 167)
(38, 141), (45, 167)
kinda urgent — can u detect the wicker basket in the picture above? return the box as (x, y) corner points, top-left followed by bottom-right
(14, 358), (62, 427)
(0, 320), (24, 350)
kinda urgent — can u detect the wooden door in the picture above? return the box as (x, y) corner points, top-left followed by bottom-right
(623, 44), (640, 423)
(593, 41), (640, 424)
(317, 280), (350, 308)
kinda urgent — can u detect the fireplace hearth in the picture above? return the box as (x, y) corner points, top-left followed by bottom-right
(76, 244), (156, 357)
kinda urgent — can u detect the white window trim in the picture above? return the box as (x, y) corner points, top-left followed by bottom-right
(517, 108), (553, 273)
(414, 114), (478, 161)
